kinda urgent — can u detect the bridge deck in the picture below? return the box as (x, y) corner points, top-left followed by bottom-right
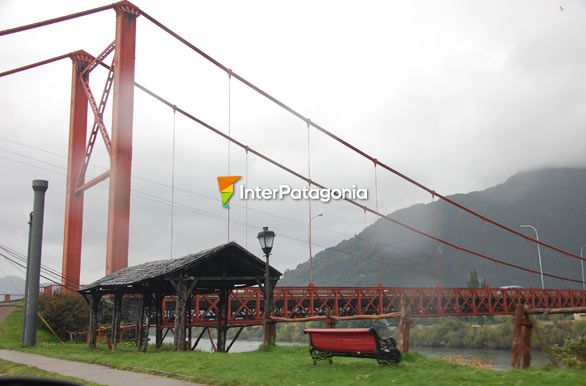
(161, 287), (586, 326)
(3, 287), (584, 327)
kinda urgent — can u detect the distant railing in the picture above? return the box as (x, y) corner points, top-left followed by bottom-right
(0, 284), (61, 303)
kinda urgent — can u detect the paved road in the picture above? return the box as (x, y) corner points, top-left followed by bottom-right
(0, 349), (205, 386)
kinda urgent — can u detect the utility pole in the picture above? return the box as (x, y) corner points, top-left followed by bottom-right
(22, 179), (48, 346)
(21, 212), (33, 344)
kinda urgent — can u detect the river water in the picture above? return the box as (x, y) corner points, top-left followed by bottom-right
(412, 346), (548, 370)
(153, 334), (548, 370)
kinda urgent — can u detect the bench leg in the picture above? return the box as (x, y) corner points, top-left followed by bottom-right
(310, 348), (333, 365)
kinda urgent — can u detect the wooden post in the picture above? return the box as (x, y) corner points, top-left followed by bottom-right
(263, 281), (277, 346)
(142, 293), (152, 353)
(396, 297), (412, 353)
(172, 278), (197, 351)
(191, 327), (207, 351)
(88, 292), (101, 348)
(217, 327), (227, 353)
(187, 295), (193, 349)
(155, 293), (163, 349)
(173, 282), (184, 351)
(522, 315), (533, 369)
(226, 326), (245, 353)
(136, 295), (145, 349)
(216, 288), (229, 352)
(325, 310), (337, 329)
(512, 305), (533, 369)
(111, 293), (122, 349)
(512, 306), (523, 368)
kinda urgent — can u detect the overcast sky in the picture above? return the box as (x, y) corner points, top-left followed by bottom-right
(1, 0), (585, 287)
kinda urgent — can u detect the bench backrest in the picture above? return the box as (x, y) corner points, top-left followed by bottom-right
(304, 328), (378, 354)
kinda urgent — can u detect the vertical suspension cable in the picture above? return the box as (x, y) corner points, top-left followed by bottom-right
(410, 230), (418, 284)
(432, 193), (440, 286)
(362, 208), (369, 287)
(564, 253), (571, 289)
(482, 219), (488, 286)
(227, 71), (232, 242)
(170, 108), (176, 259)
(245, 148), (249, 249)
(373, 161), (381, 286)
(307, 120), (313, 285)
(526, 239), (534, 288)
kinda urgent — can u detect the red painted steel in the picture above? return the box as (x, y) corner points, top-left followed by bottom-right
(0, 53), (72, 78)
(153, 287), (586, 326)
(305, 328), (377, 354)
(2, 2), (586, 291)
(0, 4), (114, 37)
(131, 83), (583, 284)
(61, 51), (92, 291)
(140, 10), (586, 263)
(76, 55), (115, 190)
(105, 3), (139, 275)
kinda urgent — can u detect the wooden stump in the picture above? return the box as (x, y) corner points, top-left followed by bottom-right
(512, 305), (533, 369)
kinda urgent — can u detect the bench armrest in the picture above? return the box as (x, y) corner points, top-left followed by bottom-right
(380, 337), (398, 352)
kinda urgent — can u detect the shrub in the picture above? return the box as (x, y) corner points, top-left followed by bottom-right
(38, 293), (89, 341)
(551, 336), (586, 368)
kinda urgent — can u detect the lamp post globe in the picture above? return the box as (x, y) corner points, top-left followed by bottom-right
(257, 226), (276, 256)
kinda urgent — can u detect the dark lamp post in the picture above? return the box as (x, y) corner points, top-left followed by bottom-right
(257, 226), (276, 346)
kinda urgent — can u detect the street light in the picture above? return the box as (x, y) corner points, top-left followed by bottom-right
(309, 213), (324, 285)
(580, 245), (586, 290)
(520, 225), (545, 289)
(257, 226), (276, 319)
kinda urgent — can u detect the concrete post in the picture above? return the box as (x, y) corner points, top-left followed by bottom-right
(22, 179), (48, 346)
(21, 212), (33, 345)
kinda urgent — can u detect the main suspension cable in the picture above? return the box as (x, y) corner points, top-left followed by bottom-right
(0, 52), (72, 78)
(126, 76), (582, 284)
(0, 3), (115, 37)
(139, 10), (585, 263)
(169, 107), (176, 258)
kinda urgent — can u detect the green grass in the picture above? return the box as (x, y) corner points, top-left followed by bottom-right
(0, 358), (101, 385)
(1, 308), (585, 386)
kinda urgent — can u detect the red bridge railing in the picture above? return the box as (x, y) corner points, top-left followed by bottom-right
(4, 286), (583, 326)
(160, 287), (586, 326)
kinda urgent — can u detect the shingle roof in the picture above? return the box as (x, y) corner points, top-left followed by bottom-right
(79, 241), (280, 293)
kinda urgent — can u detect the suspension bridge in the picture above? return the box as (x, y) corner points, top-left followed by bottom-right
(1, 1), (586, 343)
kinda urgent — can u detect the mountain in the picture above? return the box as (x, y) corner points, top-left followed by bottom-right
(0, 275), (25, 294)
(279, 168), (586, 288)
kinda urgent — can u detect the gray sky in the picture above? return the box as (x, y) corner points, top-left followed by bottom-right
(1, 0), (585, 287)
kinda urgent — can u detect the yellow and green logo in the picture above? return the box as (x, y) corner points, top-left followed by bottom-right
(217, 176), (241, 208)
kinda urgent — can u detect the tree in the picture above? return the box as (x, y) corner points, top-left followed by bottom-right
(467, 270), (480, 288)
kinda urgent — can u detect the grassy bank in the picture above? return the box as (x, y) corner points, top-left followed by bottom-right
(1, 308), (585, 386)
(0, 358), (100, 386)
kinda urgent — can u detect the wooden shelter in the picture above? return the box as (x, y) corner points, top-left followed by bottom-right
(79, 241), (281, 352)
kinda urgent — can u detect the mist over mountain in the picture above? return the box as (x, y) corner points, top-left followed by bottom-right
(279, 168), (586, 288)
(0, 275), (25, 294)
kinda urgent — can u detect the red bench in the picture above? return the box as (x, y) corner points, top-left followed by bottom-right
(304, 328), (401, 366)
